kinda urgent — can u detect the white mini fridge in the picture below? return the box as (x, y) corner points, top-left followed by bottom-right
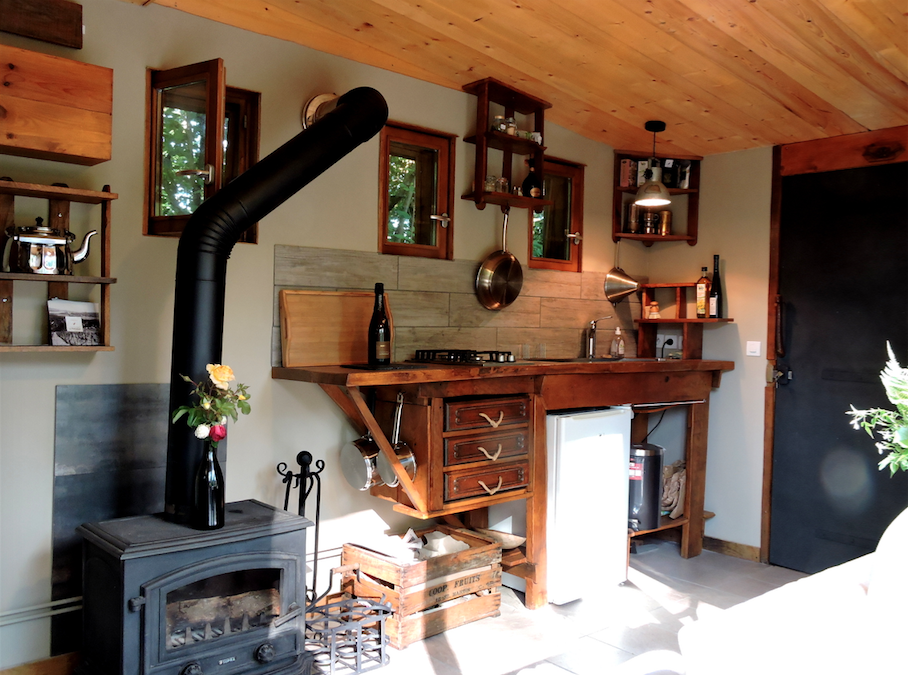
(489, 406), (632, 604)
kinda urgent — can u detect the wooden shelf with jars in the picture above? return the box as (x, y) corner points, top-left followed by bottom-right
(612, 150), (702, 246)
(462, 78), (553, 212)
(635, 283), (733, 359)
(0, 179), (117, 352)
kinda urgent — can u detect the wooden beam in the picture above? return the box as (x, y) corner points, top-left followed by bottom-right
(780, 125), (908, 176)
(0, 0), (82, 49)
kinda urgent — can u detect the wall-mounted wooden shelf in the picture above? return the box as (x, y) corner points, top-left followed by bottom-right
(0, 180), (117, 352)
(635, 283), (733, 359)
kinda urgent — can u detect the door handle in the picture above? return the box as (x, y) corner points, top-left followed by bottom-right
(775, 295), (785, 358)
(430, 213), (450, 228)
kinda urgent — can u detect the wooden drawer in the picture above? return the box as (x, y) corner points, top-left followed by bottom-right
(444, 430), (528, 466)
(445, 396), (529, 432)
(444, 461), (529, 502)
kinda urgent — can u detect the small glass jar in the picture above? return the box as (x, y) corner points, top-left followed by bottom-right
(484, 175), (498, 192)
(497, 176), (509, 193)
(491, 115), (506, 133)
(505, 117), (517, 135)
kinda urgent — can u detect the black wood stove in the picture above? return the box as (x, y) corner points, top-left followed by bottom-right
(77, 501), (312, 675)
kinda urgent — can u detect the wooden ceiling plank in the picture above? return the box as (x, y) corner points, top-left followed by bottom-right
(624, 0), (866, 139)
(396, 0), (808, 151)
(819, 0), (908, 83)
(676, 0), (908, 129)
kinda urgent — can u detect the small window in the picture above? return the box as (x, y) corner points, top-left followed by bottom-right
(379, 122), (455, 259)
(145, 59), (260, 243)
(529, 158), (584, 272)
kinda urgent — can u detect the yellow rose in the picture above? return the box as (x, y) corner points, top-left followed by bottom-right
(206, 364), (235, 390)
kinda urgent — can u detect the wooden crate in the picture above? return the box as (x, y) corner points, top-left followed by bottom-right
(341, 525), (502, 649)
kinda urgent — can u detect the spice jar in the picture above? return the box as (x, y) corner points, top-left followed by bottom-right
(491, 115), (506, 132)
(505, 117), (517, 135)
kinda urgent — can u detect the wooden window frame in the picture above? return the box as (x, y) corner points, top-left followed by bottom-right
(144, 59), (260, 243)
(528, 157), (584, 272)
(379, 121), (455, 260)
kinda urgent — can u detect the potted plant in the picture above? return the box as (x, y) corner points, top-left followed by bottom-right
(847, 343), (908, 475)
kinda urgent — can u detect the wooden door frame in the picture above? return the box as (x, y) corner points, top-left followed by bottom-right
(760, 126), (908, 563)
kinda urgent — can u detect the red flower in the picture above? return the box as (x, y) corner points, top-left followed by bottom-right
(209, 425), (227, 443)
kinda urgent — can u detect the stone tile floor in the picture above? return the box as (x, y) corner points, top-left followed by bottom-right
(362, 538), (806, 675)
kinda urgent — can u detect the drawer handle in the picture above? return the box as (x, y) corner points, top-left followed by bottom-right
(477, 444), (502, 461)
(479, 411), (504, 428)
(478, 477), (503, 496)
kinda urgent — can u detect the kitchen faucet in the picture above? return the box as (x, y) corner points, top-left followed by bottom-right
(587, 316), (613, 358)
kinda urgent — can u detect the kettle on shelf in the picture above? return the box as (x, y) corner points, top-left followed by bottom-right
(3, 217), (96, 275)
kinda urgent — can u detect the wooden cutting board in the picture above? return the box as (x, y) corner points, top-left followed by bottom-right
(279, 289), (393, 367)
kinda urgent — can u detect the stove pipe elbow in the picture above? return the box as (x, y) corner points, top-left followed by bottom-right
(165, 87), (388, 524)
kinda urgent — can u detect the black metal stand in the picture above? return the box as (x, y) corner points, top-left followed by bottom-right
(277, 451), (326, 606)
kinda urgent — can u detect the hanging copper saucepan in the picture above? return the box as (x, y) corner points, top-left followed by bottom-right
(475, 209), (523, 310)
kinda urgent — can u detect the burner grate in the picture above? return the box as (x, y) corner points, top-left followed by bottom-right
(412, 349), (515, 364)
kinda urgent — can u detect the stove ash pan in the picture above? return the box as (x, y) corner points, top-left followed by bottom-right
(77, 500), (313, 675)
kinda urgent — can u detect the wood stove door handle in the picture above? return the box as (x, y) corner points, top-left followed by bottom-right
(479, 411), (504, 428)
(128, 596), (146, 612)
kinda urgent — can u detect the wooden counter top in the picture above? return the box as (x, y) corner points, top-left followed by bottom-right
(272, 358), (734, 388)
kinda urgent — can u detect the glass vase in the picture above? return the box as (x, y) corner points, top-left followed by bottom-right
(192, 441), (225, 530)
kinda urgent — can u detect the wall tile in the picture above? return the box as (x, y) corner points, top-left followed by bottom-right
(389, 291), (450, 327)
(398, 256), (478, 294)
(497, 328), (585, 359)
(274, 245), (398, 289)
(450, 293), (541, 328)
(522, 268), (582, 299)
(539, 298), (620, 330)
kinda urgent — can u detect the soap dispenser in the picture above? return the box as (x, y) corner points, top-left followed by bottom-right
(610, 326), (625, 358)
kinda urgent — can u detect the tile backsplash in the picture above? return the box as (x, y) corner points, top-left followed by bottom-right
(272, 245), (642, 365)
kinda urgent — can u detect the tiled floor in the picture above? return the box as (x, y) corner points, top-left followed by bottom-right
(364, 539), (806, 675)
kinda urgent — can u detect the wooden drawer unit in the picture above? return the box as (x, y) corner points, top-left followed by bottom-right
(444, 430), (528, 466)
(445, 396), (529, 432)
(444, 461), (530, 501)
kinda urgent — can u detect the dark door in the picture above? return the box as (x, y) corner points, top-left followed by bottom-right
(770, 161), (908, 573)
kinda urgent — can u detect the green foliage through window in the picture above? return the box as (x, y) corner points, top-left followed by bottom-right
(387, 154), (417, 243)
(158, 105), (206, 216)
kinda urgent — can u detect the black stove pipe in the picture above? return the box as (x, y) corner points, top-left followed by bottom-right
(165, 87), (388, 523)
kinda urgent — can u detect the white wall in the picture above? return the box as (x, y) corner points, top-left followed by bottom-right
(0, 0), (770, 666)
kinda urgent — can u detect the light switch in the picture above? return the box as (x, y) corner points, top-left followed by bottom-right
(746, 341), (762, 357)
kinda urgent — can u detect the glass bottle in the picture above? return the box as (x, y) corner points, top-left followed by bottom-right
(696, 266), (710, 319)
(522, 159), (542, 199)
(709, 255), (723, 319)
(192, 442), (225, 530)
(369, 282), (391, 365)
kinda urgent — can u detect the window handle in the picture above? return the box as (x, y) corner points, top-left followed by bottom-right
(430, 213), (451, 228)
(567, 231), (583, 245)
(176, 164), (214, 185)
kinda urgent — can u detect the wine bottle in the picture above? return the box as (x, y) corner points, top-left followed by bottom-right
(709, 255), (723, 319)
(368, 282), (391, 365)
(696, 266), (710, 319)
(522, 159), (542, 199)
(192, 442), (225, 530)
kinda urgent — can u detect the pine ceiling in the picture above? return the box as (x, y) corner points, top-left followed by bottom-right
(125, 0), (907, 156)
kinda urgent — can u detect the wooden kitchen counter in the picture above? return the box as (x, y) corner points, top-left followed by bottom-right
(273, 358), (734, 609)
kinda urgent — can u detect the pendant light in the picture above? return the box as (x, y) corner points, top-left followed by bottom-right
(634, 120), (671, 207)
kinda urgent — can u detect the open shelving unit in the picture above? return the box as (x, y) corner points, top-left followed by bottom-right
(0, 180), (117, 352)
(612, 150), (702, 246)
(461, 77), (553, 213)
(635, 283), (733, 359)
